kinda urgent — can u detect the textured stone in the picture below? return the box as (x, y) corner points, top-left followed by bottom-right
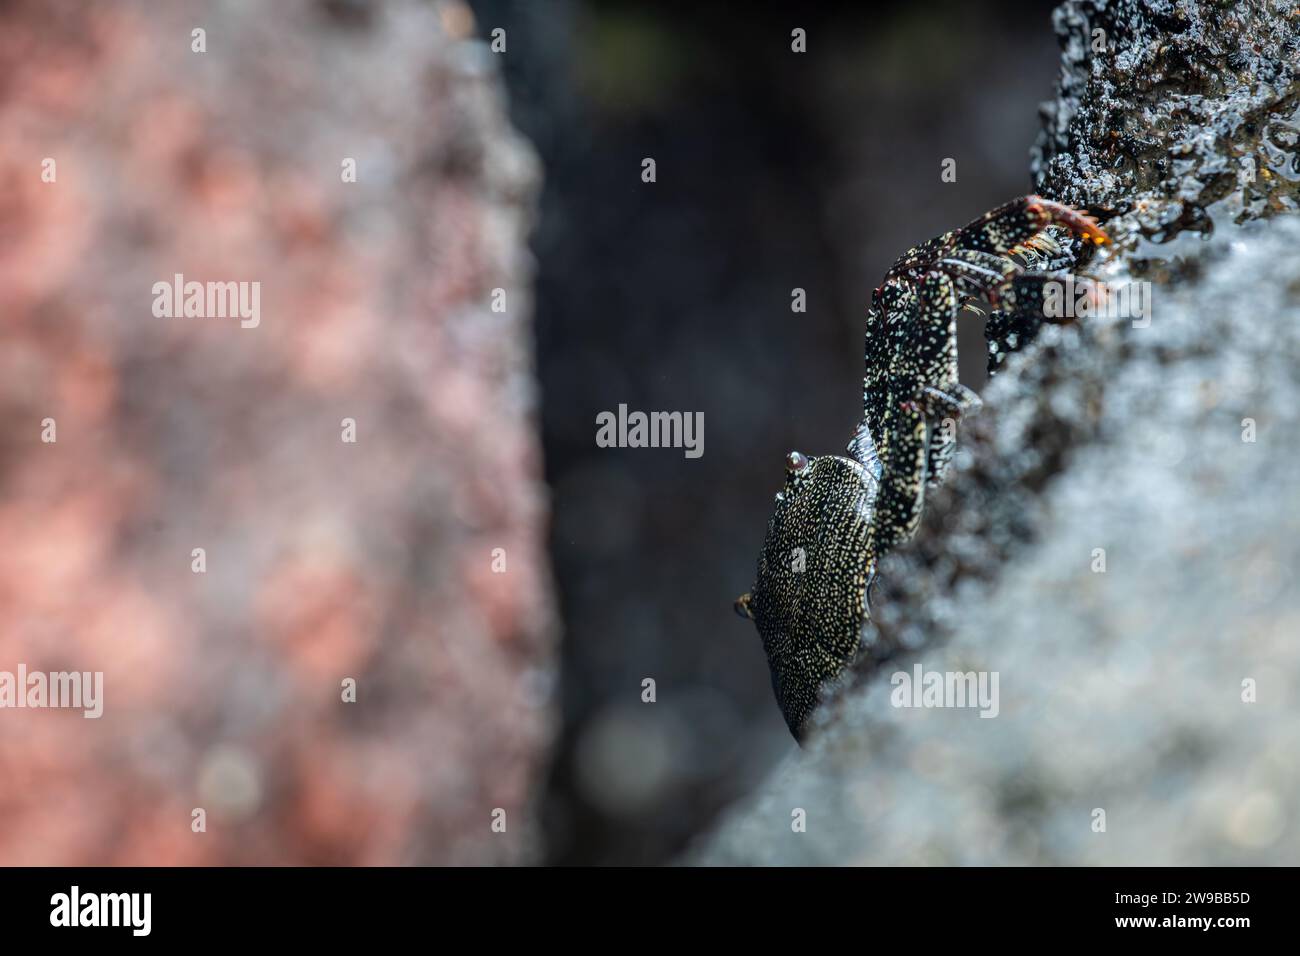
(0, 0), (554, 865)
(689, 0), (1300, 865)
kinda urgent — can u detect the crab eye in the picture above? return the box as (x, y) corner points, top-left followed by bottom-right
(786, 450), (809, 473)
(734, 593), (755, 620)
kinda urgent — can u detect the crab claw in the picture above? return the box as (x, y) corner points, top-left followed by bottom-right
(734, 592), (755, 620)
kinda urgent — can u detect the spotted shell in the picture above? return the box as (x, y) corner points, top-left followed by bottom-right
(741, 453), (878, 738)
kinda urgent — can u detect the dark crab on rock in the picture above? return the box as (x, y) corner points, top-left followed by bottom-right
(736, 196), (1109, 740)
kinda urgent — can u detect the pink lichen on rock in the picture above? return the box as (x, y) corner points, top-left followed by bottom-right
(0, 0), (555, 865)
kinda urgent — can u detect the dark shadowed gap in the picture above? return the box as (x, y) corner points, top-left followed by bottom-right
(473, 0), (1060, 865)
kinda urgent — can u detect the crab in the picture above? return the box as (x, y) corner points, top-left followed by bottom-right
(734, 195), (1109, 740)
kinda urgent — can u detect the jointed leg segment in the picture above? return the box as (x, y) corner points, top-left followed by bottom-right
(864, 195), (1107, 551)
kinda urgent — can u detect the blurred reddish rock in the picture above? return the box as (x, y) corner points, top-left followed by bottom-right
(0, 0), (555, 864)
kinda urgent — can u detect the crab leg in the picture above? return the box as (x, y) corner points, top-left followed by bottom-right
(954, 195), (1108, 255)
(983, 268), (1117, 373)
(871, 271), (979, 551)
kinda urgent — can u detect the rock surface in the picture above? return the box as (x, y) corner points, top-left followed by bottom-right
(689, 0), (1300, 865)
(0, 0), (555, 864)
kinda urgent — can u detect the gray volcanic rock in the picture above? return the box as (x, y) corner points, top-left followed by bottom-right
(687, 0), (1300, 865)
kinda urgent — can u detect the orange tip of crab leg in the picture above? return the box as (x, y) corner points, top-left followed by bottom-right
(1031, 196), (1111, 245)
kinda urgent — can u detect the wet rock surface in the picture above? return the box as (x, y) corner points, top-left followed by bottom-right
(1036, 0), (1300, 238)
(689, 0), (1300, 865)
